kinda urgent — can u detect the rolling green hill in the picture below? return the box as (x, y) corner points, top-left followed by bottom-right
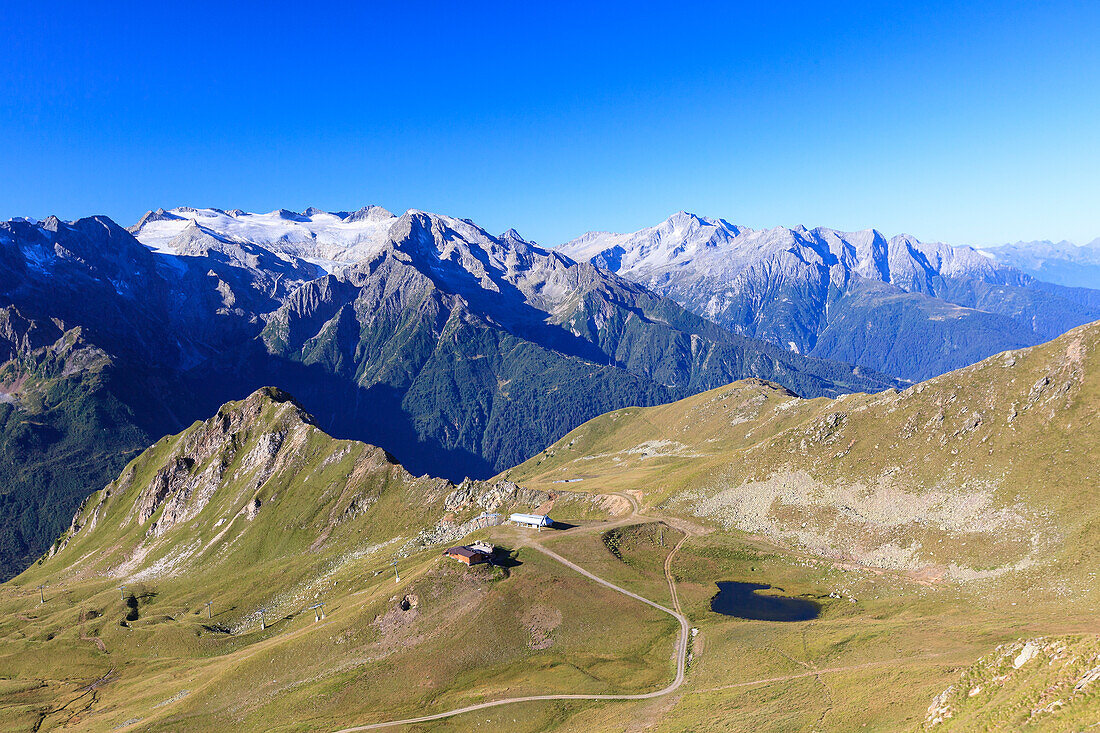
(501, 320), (1100, 730)
(506, 319), (1100, 584)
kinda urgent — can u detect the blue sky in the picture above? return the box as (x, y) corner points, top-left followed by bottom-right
(1, 1), (1097, 245)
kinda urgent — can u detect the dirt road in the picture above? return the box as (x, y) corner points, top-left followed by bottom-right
(333, 519), (691, 732)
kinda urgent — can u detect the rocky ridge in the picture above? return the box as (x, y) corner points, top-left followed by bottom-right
(46, 387), (596, 590)
(559, 212), (1100, 381)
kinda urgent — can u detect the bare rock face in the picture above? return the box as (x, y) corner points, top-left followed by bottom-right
(0, 306), (111, 390)
(128, 387), (310, 534)
(442, 479), (480, 511)
(137, 457), (195, 525)
(444, 479), (554, 513)
(402, 479), (560, 551)
(153, 460), (228, 536)
(0, 306), (63, 361)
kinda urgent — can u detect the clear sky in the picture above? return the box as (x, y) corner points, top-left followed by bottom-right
(2, 1), (1097, 246)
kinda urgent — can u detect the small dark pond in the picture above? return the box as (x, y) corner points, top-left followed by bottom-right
(710, 582), (820, 621)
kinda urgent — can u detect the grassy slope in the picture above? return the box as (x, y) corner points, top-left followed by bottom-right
(505, 320), (1100, 581)
(0, 388), (681, 732)
(502, 321), (1100, 730)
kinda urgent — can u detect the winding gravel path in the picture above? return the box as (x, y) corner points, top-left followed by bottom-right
(333, 527), (691, 732)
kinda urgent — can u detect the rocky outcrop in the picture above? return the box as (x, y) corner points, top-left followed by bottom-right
(127, 388), (311, 535)
(0, 307), (64, 362)
(923, 636), (1100, 728)
(398, 479), (561, 553)
(137, 457), (194, 524)
(443, 479), (555, 514)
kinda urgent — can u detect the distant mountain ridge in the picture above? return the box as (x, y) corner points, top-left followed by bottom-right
(981, 238), (1100, 290)
(245, 209), (898, 476)
(0, 306), (152, 579)
(0, 206), (899, 578)
(560, 212), (1100, 381)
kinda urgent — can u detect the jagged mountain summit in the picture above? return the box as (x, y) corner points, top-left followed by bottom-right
(560, 212), (1100, 381)
(250, 209), (899, 477)
(0, 207), (899, 579)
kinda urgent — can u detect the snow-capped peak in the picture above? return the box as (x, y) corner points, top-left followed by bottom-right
(130, 205), (400, 270)
(557, 211), (750, 274)
(558, 213), (1029, 294)
(344, 205), (394, 223)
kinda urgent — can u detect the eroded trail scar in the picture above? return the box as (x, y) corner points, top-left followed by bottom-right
(33, 668), (115, 733)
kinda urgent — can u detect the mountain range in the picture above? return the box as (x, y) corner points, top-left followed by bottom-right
(2, 203), (1100, 729)
(0, 207), (897, 579)
(1, 204), (1095, 583)
(5, 312), (1100, 731)
(560, 212), (1100, 381)
(981, 238), (1100, 290)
